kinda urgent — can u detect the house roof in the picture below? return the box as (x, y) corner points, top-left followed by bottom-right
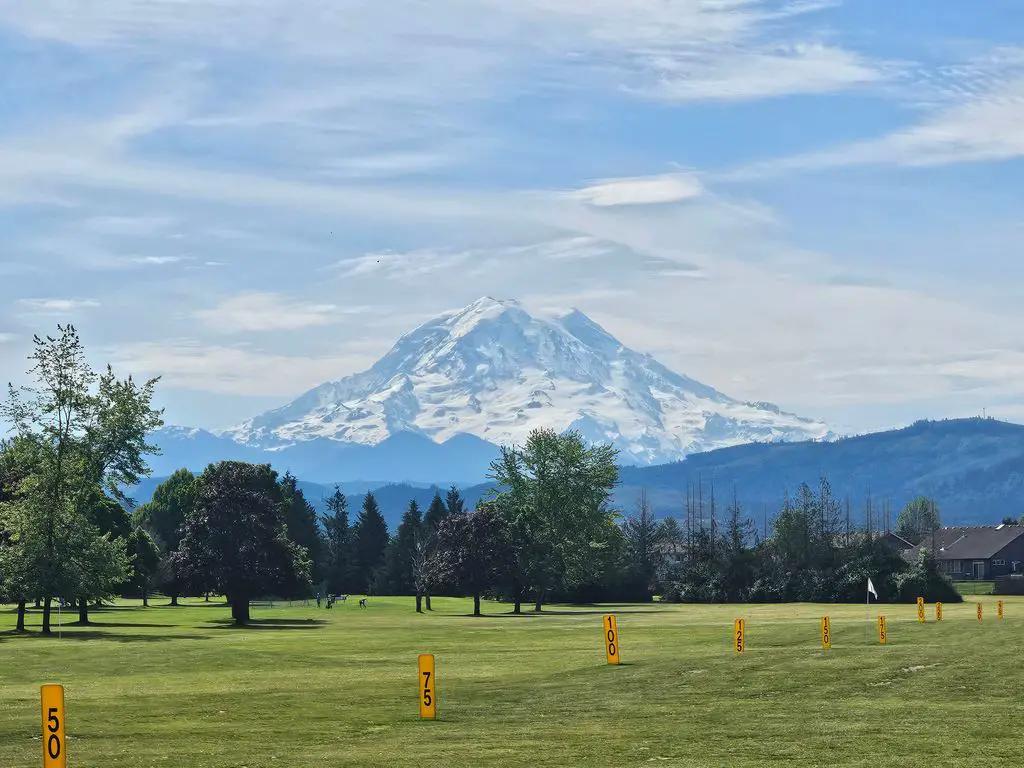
(905, 525), (1024, 561)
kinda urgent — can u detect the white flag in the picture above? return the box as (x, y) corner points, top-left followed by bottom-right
(867, 577), (878, 599)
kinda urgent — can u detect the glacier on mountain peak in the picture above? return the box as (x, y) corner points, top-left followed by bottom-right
(220, 296), (832, 465)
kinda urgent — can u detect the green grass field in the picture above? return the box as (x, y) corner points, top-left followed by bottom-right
(2, 596), (1022, 767)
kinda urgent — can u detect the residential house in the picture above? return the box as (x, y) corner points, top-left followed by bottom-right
(901, 524), (1024, 580)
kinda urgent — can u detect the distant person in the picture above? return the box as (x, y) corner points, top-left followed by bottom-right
(359, 598), (367, 609)
(316, 592), (321, 608)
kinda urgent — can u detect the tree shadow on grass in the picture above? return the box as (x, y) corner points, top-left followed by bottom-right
(469, 608), (664, 617)
(76, 621), (169, 628)
(203, 618), (328, 631)
(1, 629), (210, 643)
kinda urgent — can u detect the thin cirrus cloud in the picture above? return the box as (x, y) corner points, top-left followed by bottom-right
(721, 54), (1024, 178)
(569, 174), (703, 207)
(194, 291), (372, 333)
(16, 298), (101, 313)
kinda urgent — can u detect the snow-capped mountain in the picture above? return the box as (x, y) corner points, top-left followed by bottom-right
(219, 296), (832, 465)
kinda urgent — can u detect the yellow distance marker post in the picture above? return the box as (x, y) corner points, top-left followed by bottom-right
(977, 602), (983, 623)
(603, 614), (621, 665)
(41, 684), (66, 768)
(418, 654), (437, 720)
(916, 597), (925, 623)
(877, 615), (887, 645)
(734, 618), (745, 653)
(821, 616), (831, 650)
(936, 602), (943, 622)
(998, 600), (1003, 620)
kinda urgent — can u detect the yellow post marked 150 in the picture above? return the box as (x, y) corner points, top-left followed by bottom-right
(41, 684), (66, 768)
(604, 614), (620, 665)
(821, 616), (831, 650)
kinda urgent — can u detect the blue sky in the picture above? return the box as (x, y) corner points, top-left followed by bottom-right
(1, 0), (1022, 436)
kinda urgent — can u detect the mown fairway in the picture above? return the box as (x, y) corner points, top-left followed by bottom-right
(2, 597), (1022, 767)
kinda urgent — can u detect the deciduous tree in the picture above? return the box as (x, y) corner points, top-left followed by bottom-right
(173, 461), (311, 626)
(432, 507), (513, 616)
(1, 325), (162, 633)
(488, 428), (619, 611)
(135, 468), (195, 605)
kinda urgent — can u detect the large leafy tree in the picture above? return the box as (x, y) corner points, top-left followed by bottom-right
(489, 428), (619, 611)
(419, 490), (449, 609)
(173, 462), (311, 625)
(432, 506), (513, 616)
(125, 525), (161, 607)
(135, 468), (196, 605)
(0, 437), (37, 630)
(895, 497), (941, 544)
(0, 325), (162, 633)
(352, 491), (389, 594)
(321, 487), (352, 593)
(76, 488), (134, 623)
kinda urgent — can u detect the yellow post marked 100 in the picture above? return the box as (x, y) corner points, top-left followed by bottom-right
(604, 614), (620, 665)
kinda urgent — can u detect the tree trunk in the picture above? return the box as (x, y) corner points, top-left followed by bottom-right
(513, 598), (521, 614)
(170, 592), (179, 606)
(42, 596), (52, 635)
(16, 601), (26, 632)
(34, 597), (41, 609)
(78, 597), (90, 625)
(142, 582), (149, 608)
(229, 595), (250, 626)
(534, 588), (544, 613)
(415, 593), (423, 613)
(204, 593), (210, 602)
(425, 594), (432, 611)
(473, 593), (481, 616)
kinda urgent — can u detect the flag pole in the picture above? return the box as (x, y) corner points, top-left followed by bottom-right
(865, 581), (870, 644)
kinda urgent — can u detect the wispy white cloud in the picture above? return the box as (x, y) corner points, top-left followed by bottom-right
(723, 50), (1024, 177)
(16, 298), (100, 313)
(629, 42), (883, 103)
(570, 173), (703, 206)
(107, 339), (383, 397)
(194, 291), (373, 333)
(130, 255), (187, 266)
(0, 333), (15, 344)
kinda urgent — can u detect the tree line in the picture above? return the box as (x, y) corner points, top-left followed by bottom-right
(1, 326), (964, 633)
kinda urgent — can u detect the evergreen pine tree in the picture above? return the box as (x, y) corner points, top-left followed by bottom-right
(423, 491), (448, 533)
(381, 499), (422, 595)
(445, 485), (466, 516)
(321, 487), (352, 593)
(279, 471), (325, 593)
(353, 491), (389, 594)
